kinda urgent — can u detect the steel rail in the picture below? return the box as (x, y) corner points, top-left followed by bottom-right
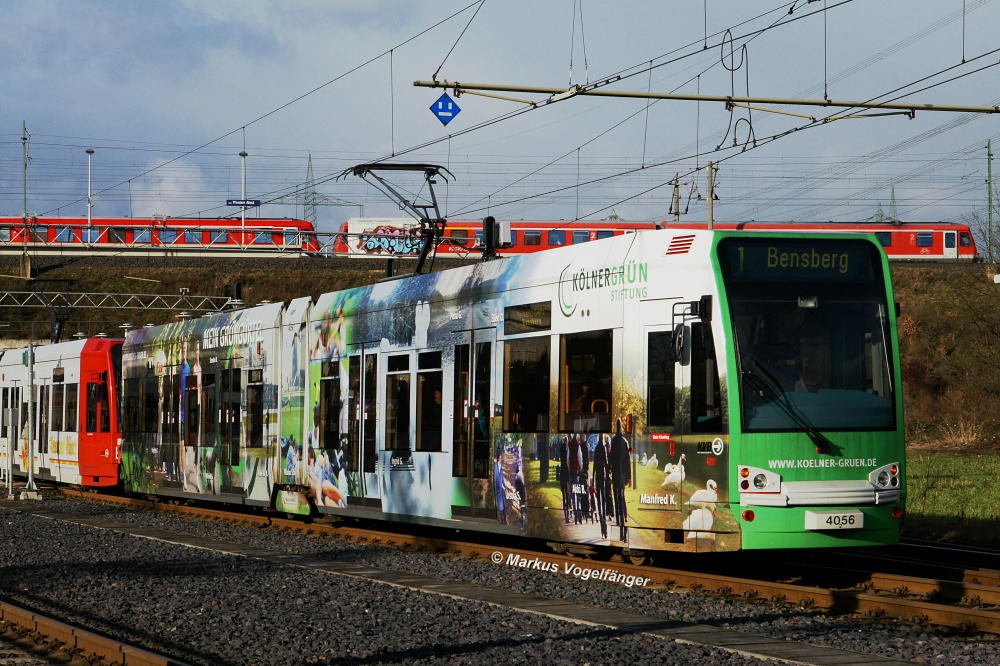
(62, 489), (1000, 635)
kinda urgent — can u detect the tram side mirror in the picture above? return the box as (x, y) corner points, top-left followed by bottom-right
(625, 413), (634, 433)
(698, 294), (712, 322)
(672, 323), (687, 364)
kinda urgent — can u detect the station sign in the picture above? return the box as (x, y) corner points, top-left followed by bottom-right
(227, 199), (261, 207)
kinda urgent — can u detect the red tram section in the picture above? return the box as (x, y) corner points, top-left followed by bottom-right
(0, 338), (123, 487)
(0, 216), (319, 256)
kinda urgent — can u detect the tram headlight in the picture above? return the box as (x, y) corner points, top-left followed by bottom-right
(753, 473), (768, 490)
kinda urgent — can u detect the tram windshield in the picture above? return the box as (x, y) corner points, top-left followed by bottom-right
(718, 237), (896, 432)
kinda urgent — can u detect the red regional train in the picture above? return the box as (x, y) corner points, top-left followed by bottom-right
(333, 217), (978, 261)
(0, 338), (123, 488)
(0, 217), (319, 256)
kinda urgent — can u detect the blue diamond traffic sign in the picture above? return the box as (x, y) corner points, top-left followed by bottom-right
(430, 93), (461, 126)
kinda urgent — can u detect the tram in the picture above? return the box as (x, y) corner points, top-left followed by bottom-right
(113, 228), (904, 553)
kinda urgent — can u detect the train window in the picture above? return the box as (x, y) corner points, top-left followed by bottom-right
(283, 232), (299, 246)
(572, 230), (590, 244)
(201, 373), (216, 445)
(182, 375), (199, 445)
(363, 354), (377, 473)
(690, 322), (724, 434)
(319, 361), (342, 450)
(134, 229), (151, 244)
(184, 231), (202, 244)
(960, 232), (972, 247)
(450, 229), (470, 241)
(247, 375), (264, 449)
(874, 232), (892, 247)
(210, 230), (227, 244)
(503, 336), (550, 433)
(475, 230), (484, 245)
(108, 228), (126, 244)
(52, 382), (64, 432)
(416, 351), (443, 452)
(559, 330), (613, 433)
(596, 230), (614, 240)
(82, 227), (101, 243)
(86, 379), (111, 433)
(159, 229), (177, 243)
(523, 231), (541, 246)
(647, 331), (675, 428)
(65, 383), (77, 433)
(453, 343), (470, 477)
(944, 233), (956, 249)
(916, 232), (933, 247)
(508, 230), (519, 245)
(32, 227), (48, 243)
(253, 232), (273, 245)
(385, 370), (411, 452)
(548, 230), (566, 246)
(0, 228), (9, 242)
(55, 227), (73, 242)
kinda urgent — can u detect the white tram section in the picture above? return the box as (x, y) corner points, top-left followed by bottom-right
(0, 339), (87, 485)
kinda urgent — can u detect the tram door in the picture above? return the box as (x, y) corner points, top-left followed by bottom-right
(640, 299), (682, 514)
(451, 329), (496, 514)
(346, 346), (380, 502)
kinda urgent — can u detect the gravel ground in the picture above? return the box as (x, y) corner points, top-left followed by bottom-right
(3, 496), (997, 665)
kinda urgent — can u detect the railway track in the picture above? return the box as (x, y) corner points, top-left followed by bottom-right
(0, 597), (184, 665)
(61, 488), (1000, 636)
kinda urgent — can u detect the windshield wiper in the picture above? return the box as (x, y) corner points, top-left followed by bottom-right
(742, 358), (837, 455)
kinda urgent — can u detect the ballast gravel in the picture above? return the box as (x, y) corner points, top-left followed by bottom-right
(1, 496), (996, 665)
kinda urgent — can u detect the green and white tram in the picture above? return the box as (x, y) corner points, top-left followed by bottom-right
(120, 229), (904, 553)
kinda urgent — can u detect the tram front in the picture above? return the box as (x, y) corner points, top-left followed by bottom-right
(716, 234), (905, 549)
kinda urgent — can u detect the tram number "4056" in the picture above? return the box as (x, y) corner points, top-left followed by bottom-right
(804, 510), (864, 531)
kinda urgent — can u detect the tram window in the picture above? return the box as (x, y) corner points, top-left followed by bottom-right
(647, 331), (675, 428)
(1, 387), (7, 438)
(385, 362), (411, 452)
(387, 354), (409, 372)
(55, 227), (73, 242)
(960, 232), (972, 247)
(690, 322), (724, 434)
(471, 342), (492, 479)
(184, 231), (202, 244)
(416, 352), (442, 452)
(86, 378), (111, 433)
(134, 229), (151, 244)
(159, 229), (177, 243)
(52, 382), (65, 432)
(572, 230), (589, 244)
(219, 368), (241, 460)
(142, 377), (158, 435)
(183, 375), (199, 445)
(916, 232), (933, 247)
(162, 374), (179, 447)
(319, 362), (342, 450)
(503, 336), (550, 433)
(65, 383), (77, 433)
(201, 373), (217, 445)
(596, 230), (614, 240)
(523, 231), (541, 246)
(559, 330), (613, 433)
(363, 354), (377, 473)
(38, 385), (49, 452)
(108, 228), (126, 244)
(548, 230), (566, 246)
(210, 230), (227, 244)
(247, 380), (264, 449)
(453, 343), (470, 477)
(347, 356), (361, 474)
(874, 232), (892, 247)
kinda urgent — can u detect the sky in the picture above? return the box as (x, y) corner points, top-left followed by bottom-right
(2, 0), (999, 233)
